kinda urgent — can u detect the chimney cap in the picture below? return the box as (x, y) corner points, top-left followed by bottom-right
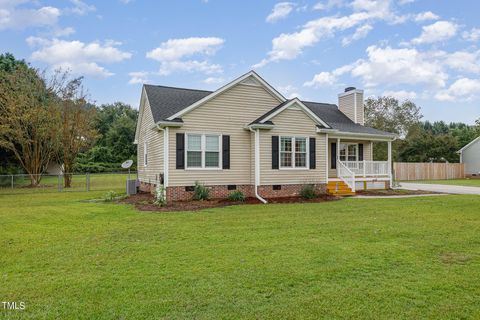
(344, 87), (356, 92)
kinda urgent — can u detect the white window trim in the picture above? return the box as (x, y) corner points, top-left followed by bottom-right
(185, 133), (223, 170)
(279, 136), (309, 170)
(143, 141), (148, 167)
(339, 142), (359, 162)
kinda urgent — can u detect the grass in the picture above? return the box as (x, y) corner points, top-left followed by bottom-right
(1, 192), (480, 319)
(402, 179), (480, 187)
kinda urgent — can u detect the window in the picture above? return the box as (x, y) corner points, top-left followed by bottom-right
(280, 136), (308, 169)
(143, 141), (148, 166)
(339, 143), (358, 162)
(186, 134), (221, 169)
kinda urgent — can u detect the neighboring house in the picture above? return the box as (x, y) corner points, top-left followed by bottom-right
(457, 136), (480, 177)
(134, 71), (396, 202)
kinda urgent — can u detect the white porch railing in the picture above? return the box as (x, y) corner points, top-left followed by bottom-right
(342, 161), (390, 177)
(337, 161), (356, 192)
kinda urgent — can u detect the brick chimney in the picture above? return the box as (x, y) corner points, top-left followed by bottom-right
(338, 87), (364, 125)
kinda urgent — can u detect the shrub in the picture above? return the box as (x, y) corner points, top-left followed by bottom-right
(193, 181), (209, 201)
(103, 190), (120, 201)
(154, 184), (167, 206)
(299, 184), (317, 199)
(228, 190), (246, 202)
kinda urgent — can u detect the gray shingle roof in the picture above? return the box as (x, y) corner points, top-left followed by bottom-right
(302, 101), (395, 136)
(144, 84), (212, 122)
(144, 84), (395, 137)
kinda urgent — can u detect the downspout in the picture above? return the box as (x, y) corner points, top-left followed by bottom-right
(249, 127), (267, 204)
(156, 125), (169, 199)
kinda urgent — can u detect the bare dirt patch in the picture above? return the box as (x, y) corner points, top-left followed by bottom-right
(120, 192), (339, 212)
(440, 252), (472, 265)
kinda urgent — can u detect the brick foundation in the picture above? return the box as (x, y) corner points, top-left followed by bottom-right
(465, 174), (480, 179)
(167, 185), (254, 202)
(258, 184), (327, 199)
(140, 182), (327, 202)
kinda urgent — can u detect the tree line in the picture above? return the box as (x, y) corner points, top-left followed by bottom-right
(364, 96), (480, 162)
(0, 53), (137, 187)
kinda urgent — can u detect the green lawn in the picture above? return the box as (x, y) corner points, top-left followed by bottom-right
(1, 192), (480, 319)
(402, 179), (480, 187)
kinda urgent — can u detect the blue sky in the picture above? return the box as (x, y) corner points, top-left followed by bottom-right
(1, 0), (479, 124)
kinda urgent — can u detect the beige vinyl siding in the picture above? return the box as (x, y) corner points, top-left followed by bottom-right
(339, 94), (355, 123)
(168, 83), (281, 187)
(356, 92), (364, 125)
(328, 139), (373, 178)
(260, 107), (327, 185)
(137, 97), (164, 183)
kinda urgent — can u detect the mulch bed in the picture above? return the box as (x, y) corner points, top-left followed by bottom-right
(356, 189), (439, 196)
(120, 192), (340, 212)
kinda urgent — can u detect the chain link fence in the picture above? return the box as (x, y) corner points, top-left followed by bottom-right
(0, 172), (137, 195)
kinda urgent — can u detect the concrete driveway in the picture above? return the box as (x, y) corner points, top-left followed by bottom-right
(398, 182), (480, 195)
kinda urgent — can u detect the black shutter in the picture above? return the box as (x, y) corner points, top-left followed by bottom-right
(176, 133), (185, 169)
(222, 135), (230, 169)
(331, 142), (337, 169)
(358, 143), (364, 161)
(272, 136), (279, 169)
(309, 137), (316, 169)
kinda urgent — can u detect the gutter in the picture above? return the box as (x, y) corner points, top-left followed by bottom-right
(317, 128), (397, 141)
(249, 127), (267, 204)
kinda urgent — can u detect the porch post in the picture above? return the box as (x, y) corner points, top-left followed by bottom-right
(336, 138), (340, 177)
(387, 140), (392, 187)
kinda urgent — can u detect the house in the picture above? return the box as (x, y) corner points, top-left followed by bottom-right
(457, 136), (480, 177)
(134, 71), (396, 202)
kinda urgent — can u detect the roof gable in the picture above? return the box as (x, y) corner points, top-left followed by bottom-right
(165, 71), (286, 120)
(252, 98), (331, 129)
(458, 136), (480, 153)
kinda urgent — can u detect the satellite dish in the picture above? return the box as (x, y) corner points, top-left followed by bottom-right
(121, 160), (133, 169)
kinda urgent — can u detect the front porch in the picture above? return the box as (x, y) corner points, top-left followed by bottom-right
(326, 137), (393, 193)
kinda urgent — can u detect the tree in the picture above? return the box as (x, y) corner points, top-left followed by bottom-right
(95, 102), (137, 163)
(52, 72), (98, 188)
(364, 96), (422, 160)
(398, 124), (460, 162)
(0, 54), (60, 186)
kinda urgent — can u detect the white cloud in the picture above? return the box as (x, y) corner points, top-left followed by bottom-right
(304, 64), (353, 87)
(203, 77), (225, 84)
(435, 78), (480, 101)
(255, 0), (406, 67)
(266, 2), (295, 23)
(342, 24), (372, 46)
(67, 0), (96, 15)
(147, 37), (223, 61)
(351, 46), (448, 88)
(278, 84), (301, 99)
(443, 50), (480, 74)
(146, 37), (224, 76)
(411, 21), (458, 45)
(157, 60), (222, 76)
(463, 28), (480, 42)
(28, 38), (132, 77)
(398, 0), (415, 4)
(313, 0), (344, 11)
(304, 72), (336, 87)
(414, 11), (439, 22)
(0, 4), (60, 30)
(383, 90), (417, 100)
(128, 71), (149, 85)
